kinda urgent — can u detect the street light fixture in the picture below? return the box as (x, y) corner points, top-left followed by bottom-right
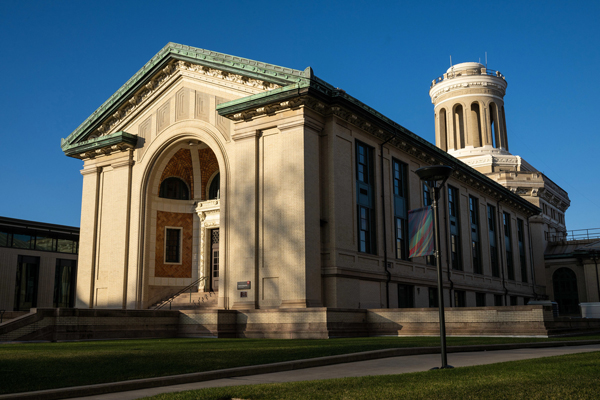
(415, 165), (454, 370)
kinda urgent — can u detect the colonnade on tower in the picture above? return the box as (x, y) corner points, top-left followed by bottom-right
(430, 62), (509, 156)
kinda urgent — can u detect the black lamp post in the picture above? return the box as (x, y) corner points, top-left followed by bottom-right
(415, 165), (454, 370)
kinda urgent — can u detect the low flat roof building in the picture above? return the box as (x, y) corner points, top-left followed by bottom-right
(0, 216), (79, 311)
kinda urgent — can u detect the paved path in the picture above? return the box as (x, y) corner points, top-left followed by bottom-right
(73, 344), (600, 400)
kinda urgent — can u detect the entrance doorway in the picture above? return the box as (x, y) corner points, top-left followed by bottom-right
(210, 229), (219, 291)
(553, 267), (580, 315)
(14, 255), (39, 311)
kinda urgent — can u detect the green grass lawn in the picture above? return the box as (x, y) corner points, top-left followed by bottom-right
(143, 351), (600, 400)
(1, 335), (599, 394)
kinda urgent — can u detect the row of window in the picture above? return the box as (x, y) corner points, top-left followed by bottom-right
(0, 228), (78, 254)
(398, 283), (529, 308)
(159, 173), (220, 200)
(355, 140), (529, 282)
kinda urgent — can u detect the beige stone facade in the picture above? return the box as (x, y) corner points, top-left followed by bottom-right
(62, 44), (545, 315)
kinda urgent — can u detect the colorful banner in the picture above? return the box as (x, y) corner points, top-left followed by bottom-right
(408, 206), (434, 258)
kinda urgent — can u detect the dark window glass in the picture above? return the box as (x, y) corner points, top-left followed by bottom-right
(14, 256), (39, 311)
(494, 294), (503, 306)
(54, 259), (76, 308)
(35, 235), (55, 252)
(488, 205), (500, 277)
(356, 141), (375, 254)
(504, 212), (514, 280)
(428, 287), (439, 308)
(510, 296), (518, 306)
(208, 172), (220, 200)
(57, 238), (77, 254)
(454, 290), (466, 307)
(12, 233), (33, 249)
(517, 219), (527, 283)
(395, 217), (407, 259)
(398, 284), (414, 308)
(392, 159), (408, 260)
(165, 228), (181, 263)
(470, 196), (482, 274)
(423, 183), (432, 206)
(448, 186), (461, 270)
(476, 292), (486, 307)
(159, 177), (190, 200)
(0, 230), (8, 246)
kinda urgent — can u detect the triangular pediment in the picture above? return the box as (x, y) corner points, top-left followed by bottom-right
(62, 43), (311, 158)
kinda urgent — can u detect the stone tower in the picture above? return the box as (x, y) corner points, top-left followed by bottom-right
(429, 61), (570, 244)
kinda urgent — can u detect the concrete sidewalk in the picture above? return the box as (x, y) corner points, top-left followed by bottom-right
(74, 343), (600, 400)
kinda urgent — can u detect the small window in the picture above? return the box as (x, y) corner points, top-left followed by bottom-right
(398, 284), (414, 308)
(510, 296), (518, 306)
(165, 228), (182, 263)
(476, 292), (486, 307)
(494, 294), (503, 306)
(428, 287), (439, 308)
(159, 177), (190, 200)
(454, 290), (466, 307)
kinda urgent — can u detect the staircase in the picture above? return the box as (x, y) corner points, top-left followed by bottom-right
(155, 291), (218, 310)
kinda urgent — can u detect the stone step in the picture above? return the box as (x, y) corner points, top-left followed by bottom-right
(165, 291), (218, 310)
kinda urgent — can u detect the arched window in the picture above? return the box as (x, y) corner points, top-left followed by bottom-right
(438, 109), (448, 151)
(490, 102), (501, 149)
(553, 267), (580, 315)
(470, 102), (483, 147)
(453, 104), (465, 149)
(208, 172), (220, 200)
(159, 177), (190, 200)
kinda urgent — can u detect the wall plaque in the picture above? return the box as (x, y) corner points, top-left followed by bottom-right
(237, 281), (251, 290)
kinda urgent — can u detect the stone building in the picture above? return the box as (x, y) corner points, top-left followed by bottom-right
(428, 62), (595, 312)
(61, 43), (545, 313)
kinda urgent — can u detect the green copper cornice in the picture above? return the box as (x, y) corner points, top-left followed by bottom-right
(61, 43), (310, 151)
(62, 131), (137, 159)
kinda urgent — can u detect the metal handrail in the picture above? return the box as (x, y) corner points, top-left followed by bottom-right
(430, 68), (503, 88)
(153, 276), (208, 310)
(546, 228), (600, 243)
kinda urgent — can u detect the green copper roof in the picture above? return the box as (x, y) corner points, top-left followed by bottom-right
(62, 131), (138, 158)
(61, 42), (311, 150)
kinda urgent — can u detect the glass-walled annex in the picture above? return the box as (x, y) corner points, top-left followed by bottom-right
(0, 217), (79, 311)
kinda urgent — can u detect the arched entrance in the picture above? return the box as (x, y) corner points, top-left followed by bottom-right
(141, 137), (223, 309)
(553, 267), (580, 315)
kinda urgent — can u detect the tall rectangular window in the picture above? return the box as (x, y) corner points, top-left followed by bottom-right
(398, 284), (414, 308)
(476, 292), (486, 307)
(454, 290), (466, 307)
(448, 186), (461, 270)
(14, 256), (40, 311)
(428, 287), (439, 308)
(517, 219), (528, 283)
(423, 183), (436, 266)
(470, 196), (482, 274)
(393, 159), (408, 260)
(356, 141), (376, 254)
(165, 228), (182, 263)
(504, 212), (514, 280)
(54, 259), (76, 308)
(488, 205), (500, 278)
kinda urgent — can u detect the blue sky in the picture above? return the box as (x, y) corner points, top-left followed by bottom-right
(1, 0), (599, 231)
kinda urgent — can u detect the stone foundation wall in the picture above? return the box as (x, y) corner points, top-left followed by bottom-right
(2, 306), (599, 342)
(0, 308), (180, 342)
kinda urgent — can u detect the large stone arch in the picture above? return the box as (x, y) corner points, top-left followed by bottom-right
(129, 120), (230, 309)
